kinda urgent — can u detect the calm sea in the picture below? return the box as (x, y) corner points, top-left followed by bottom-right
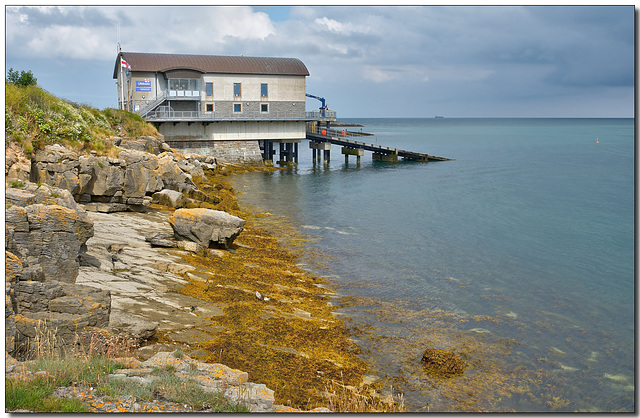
(229, 118), (635, 412)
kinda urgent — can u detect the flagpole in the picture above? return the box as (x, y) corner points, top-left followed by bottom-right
(120, 56), (125, 110)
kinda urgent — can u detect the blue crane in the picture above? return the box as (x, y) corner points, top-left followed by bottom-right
(305, 93), (328, 117)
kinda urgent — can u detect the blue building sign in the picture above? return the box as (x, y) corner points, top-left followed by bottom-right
(136, 80), (152, 91)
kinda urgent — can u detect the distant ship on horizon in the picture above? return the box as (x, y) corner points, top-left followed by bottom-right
(435, 115), (444, 119)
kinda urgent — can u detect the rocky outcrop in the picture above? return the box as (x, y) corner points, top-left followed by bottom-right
(168, 208), (245, 251)
(12, 281), (111, 352)
(114, 135), (171, 155)
(32, 144), (81, 195)
(22, 138), (216, 213)
(6, 184), (94, 283)
(5, 181), (111, 358)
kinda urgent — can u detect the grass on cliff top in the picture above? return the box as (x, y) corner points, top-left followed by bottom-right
(5, 81), (157, 157)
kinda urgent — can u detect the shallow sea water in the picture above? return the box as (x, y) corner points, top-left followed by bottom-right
(229, 118), (635, 412)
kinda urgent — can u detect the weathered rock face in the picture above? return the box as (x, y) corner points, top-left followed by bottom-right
(12, 280), (111, 355)
(6, 252), (21, 354)
(156, 153), (196, 192)
(32, 144), (81, 195)
(78, 155), (124, 197)
(5, 142), (31, 182)
(5, 181), (111, 358)
(27, 140), (214, 213)
(116, 136), (171, 155)
(168, 208), (245, 250)
(6, 203), (93, 283)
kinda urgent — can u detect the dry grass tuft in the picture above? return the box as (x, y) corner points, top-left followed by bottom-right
(323, 375), (405, 413)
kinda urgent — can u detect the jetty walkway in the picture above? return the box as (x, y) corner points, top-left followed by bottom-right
(305, 126), (453, 163)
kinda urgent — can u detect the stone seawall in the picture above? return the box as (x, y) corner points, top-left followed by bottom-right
(167, 140), (263, 165)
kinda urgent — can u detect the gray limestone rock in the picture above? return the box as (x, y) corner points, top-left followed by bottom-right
(156, 153), (196, 192)
(108, 310), (158, 343)
(6, 203), (94, 283)
(168, 208), (245, 249)
(145, 232), (177, 248)
(151, 189), (187, 209)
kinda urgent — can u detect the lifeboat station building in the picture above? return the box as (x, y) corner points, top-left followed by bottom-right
(113, 52), (315, 165)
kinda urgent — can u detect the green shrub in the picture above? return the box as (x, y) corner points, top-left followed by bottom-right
(7, 68), (37, 87)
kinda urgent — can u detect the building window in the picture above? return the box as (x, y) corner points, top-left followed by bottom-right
(261, 83), (268, 97)
(206, 82), (213, 96)
(234, 83), (241, 97)
(261, 103), (269, 113)
(234, 103), (242, 113)
(169, 78), (200, 96)
(206, 103), (214, 112)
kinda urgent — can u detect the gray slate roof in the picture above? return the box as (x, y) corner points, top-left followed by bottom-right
(113, 52), (309, 78)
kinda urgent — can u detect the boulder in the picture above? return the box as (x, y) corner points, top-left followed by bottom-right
(178, 158), (205, 180)
(119, 149), (164, 198)
(78, 155), (124, 196)
(5, 142), (31, 182)
(168, 208), (245, 249)
(6, 182), (84, 213)
(152, 189), (187, 209)
(156, 153), (196, 192)
(183, 153), (217, 171)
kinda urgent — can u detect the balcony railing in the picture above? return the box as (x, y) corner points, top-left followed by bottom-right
(146, 107), (309, 121)
(305, 109), (337, 120)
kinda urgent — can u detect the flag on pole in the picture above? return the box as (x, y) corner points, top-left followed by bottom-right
(121, 58), (131, 70)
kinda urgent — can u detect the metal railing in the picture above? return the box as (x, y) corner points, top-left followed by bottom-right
(145, 107), (309, 121)
(305, 109), (337, 120)
(307, 125), (371, 141)
(139, 92), (167, 118)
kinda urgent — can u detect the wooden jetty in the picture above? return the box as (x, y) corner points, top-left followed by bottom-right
(306, 126), (453, 163)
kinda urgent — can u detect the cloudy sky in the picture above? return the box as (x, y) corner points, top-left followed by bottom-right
(4, 5), (635, 118)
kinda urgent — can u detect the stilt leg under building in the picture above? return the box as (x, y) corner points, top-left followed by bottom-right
(342, 147), (364, 165)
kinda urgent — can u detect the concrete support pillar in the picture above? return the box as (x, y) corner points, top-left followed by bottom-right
(310, 141), (331, 163)
(341, 147), (364, 165)
(286, 142), (294, 162)
(372, 152), (398, 163)
(294, 142), (299, 164)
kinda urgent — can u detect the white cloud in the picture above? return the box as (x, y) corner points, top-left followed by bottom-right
(4, 5), (633, 116)
(6, 6), (276, 61)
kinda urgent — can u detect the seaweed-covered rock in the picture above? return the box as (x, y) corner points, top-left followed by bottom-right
(421, 348), (466, 376)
